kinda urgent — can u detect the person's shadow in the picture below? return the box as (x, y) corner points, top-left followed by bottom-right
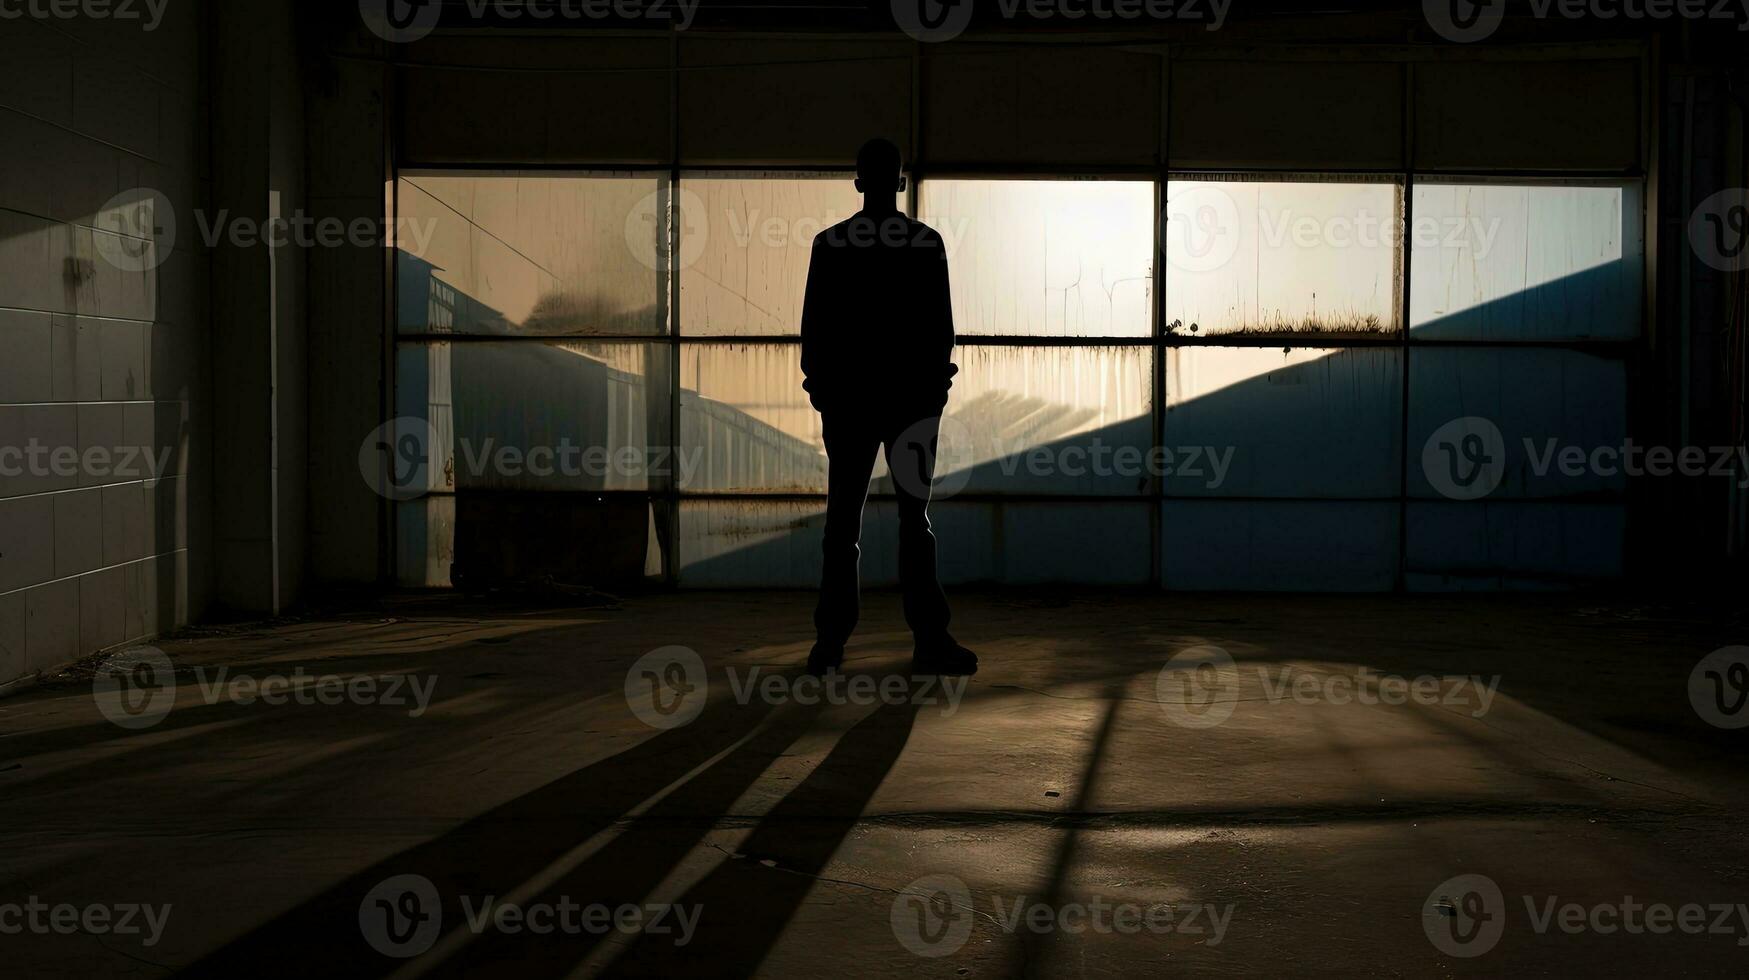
(595, 697), (923, 977)
(174, 669), (919, 979)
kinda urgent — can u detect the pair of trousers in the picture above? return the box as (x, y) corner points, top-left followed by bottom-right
(813, 409), (952, 649)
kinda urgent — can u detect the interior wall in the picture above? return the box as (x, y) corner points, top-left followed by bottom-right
(0, 4), (210, 689)
(210, 0), (308, 614)
(307, 44), (393, 588)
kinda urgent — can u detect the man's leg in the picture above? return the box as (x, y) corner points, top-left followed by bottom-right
(883, 413), (952, 644)
(813, 414), (880, 665)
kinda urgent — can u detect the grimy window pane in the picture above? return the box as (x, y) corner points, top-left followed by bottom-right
(1407, 346), (1628, 500)
(397, 341), (672, 492)
(1165, 180), (1400, 338)
(396, 174), (667, 336)
(1163, 347), (1402, 498)
(919, 179), (1154, 337)
(945, 345), (1154, 495)
(679, 343), (1152, 496)
(680, 343), (829, 493)
(1410, 183), (1642, 341)
(679, 176), (865, 336)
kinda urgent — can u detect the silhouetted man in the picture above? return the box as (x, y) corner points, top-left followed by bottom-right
(800, 138), (978, 678)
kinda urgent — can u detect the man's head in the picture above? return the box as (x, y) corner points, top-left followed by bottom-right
(855, 138), (907, 197)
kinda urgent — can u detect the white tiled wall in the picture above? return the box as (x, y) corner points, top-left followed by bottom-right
(0, 8), (207, 688)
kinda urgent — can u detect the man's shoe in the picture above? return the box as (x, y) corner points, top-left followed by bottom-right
(912, 638), (978, 676)
(807, 643), (845, 677)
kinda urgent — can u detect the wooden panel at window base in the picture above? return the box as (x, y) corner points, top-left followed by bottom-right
(923, 45), (1160, 166)
(679, 39), (913, 165)
(399, 37), (672, 164)
(1414, 59), (1640, 172)
(1170, 60), (1404, 171)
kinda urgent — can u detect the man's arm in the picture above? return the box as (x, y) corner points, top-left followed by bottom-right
(926, 229), (959, 398)
(799, 236), (833, 412)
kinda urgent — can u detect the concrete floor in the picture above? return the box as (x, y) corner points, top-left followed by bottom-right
(2, 591), (1747, 978)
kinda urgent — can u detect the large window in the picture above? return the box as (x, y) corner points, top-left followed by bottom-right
(391, 170), (1641, 591)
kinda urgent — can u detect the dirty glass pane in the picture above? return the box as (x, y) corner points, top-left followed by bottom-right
(1163, 500), (1399, 592)
(945, 345), (1153, 495)
(676, 499), (825, 587)
(1406, 501), (1625, 590)
(1162, 346), (1402, 498)
(679, 343), (1152, 496)
(676, 499), (1148, 587)
(396, 173), (667, 335)
(678, 175), (865, 336)
(1165, 179), (1400, 338)
(1409, 182), (1642, 341)
(395, 341), (671, 492)
(1407, 347), (1627, 500)
(918, 179), (1155, 337)
(679, 343), (829, 493)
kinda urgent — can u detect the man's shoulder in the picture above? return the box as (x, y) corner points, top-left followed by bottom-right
(812, 215), (943, 248)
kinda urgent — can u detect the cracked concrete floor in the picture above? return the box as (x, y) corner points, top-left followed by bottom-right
(1, 591), (1747, 977)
